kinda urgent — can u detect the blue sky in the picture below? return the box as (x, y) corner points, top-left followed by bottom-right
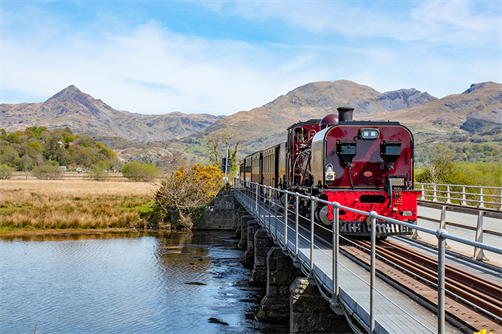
(1, 0), (501, 115)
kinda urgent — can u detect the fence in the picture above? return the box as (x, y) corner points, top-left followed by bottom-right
(234, 179), (502, 334)
(416, 183), (502, 210)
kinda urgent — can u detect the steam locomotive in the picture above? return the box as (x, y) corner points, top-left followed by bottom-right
(239, 107), (421, 237)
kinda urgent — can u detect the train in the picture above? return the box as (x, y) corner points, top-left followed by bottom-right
(239, 107), (421, 237)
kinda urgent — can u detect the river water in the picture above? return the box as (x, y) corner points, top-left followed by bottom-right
(0, 231), (288, 334)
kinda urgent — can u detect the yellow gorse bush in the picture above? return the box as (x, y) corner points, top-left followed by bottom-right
(156, 164), (224, 212)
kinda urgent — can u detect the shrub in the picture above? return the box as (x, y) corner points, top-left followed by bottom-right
(156, 164), (224, 229)
(31, 165), (62, 180)
(122, 161), (159, 182)
(89, 161), (109, 181)
(0, 164), (15, 179)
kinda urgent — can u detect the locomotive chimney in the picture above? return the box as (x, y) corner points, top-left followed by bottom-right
(337, 107), (354, 122)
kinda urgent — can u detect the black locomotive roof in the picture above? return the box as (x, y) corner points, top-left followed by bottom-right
(337, 120), (402, 126)
(287, 119), (321, 130)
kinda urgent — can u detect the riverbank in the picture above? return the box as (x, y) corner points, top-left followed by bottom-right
(0, 227), (137, 236)
(0, 179), (158, 232)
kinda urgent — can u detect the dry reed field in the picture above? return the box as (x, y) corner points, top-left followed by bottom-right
(0, 180), (158, 233)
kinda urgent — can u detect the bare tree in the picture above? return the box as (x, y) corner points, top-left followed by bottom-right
(205, 130), (240, 173)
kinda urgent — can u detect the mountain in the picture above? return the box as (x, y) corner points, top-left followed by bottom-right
(3, 80), (500, 157)
(193, 80), (438, 151)
(0, 85), (221, 142)
(372, 81), (502, 132)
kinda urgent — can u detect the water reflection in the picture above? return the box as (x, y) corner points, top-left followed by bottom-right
(0, 231), (288, 334)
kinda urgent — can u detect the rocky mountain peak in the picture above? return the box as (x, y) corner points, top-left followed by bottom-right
(45, 85), (97, 109)
(462, 82), (487, 94)
(373, 88), (437, 111)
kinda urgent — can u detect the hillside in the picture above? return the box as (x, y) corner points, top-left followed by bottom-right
(372, 82), (502, 133)
(0, 85), (221, 142)
(191, 80), (437, 154)
(2, 80), (500, 165)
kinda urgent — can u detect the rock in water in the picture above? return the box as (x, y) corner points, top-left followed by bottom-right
(208, 317), (229, 325)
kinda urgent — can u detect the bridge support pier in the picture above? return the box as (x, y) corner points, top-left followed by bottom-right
(249, 228), (275, 285)
(237, 215), (253, 250)
(242, 220), (259, 268)
(235, 207), (248, 239)
(257, 247), (301, 324)
(290, 277), (352, 333)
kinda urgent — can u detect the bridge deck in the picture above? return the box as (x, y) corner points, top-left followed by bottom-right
(237, 191), (462, 333)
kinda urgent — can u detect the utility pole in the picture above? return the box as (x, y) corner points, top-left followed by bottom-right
(224, 143), (228, 184)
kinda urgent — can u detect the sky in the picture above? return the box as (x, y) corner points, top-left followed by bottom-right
(1, 0), (501, 116)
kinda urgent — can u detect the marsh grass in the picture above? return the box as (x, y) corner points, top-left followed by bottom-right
(0, 180), (157, 232)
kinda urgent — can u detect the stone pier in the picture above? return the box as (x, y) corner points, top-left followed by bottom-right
(234, 207), (248, 238)
(237, 215), (254, 250)
(290, 277), (352, 333)
(242, 220), (259, 268)
(249, 228), (275, 286)
(257, 247), (301, 324)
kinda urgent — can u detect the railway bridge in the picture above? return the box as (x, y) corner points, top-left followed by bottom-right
(232, 179), (502, 334)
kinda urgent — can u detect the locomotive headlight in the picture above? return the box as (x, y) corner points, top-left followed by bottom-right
(361, 128), (379, 139)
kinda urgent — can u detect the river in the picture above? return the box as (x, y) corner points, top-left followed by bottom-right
(0, 231), (289, 333)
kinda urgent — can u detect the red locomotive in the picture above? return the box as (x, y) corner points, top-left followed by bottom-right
(239, 107), (420, 237)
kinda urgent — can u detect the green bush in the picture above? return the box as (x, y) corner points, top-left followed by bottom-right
(89, 161), (109, 181)
(122, 161), (159, 182)
(31, 165), (62, 180)
(0, 164), (15, 179)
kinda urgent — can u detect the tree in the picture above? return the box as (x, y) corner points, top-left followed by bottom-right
(205, 130), (240, 178)
(122, 161), (160, 182)
(416, 145), (460, 184)
(31, 165), (62, 180)
(18, 155), (34, 179)
(0, 164), (14, 179)
(89, 161), (109, 181)
(156, 164), (224, 229)
(0, 146), (20, 165)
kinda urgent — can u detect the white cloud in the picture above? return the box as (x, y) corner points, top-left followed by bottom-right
(1, 12), (315, 115)
(1, 1), (500, 116)
(212, 0), (500, 47)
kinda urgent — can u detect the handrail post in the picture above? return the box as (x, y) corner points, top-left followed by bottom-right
(446, 185), (451, 204)
(462, 186), (467, 206)
(255, 184), (259, 214)
(433, 184), (438, 202)
(271, 187), (276, 238)
(437, 229), (446, 334)
(268, 187), (272, 232)
(370, 212), (377, 334)
(295, 195), (299, 259)
(274, 188), (278, 241)
(284, 191), (288, 251)
(473, 211), (487, 261)
(332, 204), (339, 306)
(309, 198), (315, 276)
(479, 187), (485, 208)
(439, 206), (449, 249)
(499, 188), (502, 211)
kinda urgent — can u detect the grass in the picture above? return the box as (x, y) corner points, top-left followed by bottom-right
(0, 180), (158, 234)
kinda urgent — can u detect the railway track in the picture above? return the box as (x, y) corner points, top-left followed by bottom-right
(341, 238), (502, 333)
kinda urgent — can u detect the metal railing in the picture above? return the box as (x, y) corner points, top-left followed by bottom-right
(234, 179), (502, 334)
(416, 182), (502, 210)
